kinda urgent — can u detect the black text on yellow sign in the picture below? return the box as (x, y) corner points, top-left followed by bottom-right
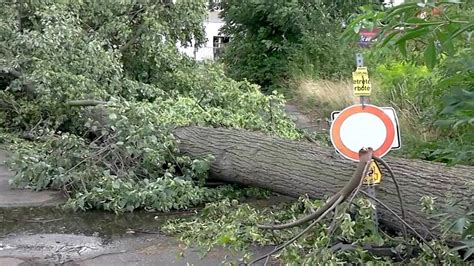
(363, 160), (382, 185)
(352, 67), (372, 97)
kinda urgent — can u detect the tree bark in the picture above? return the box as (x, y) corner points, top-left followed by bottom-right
(173, 126), (473, 238)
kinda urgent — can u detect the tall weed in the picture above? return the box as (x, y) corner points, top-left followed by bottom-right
(290, 78), (357, 118)
(373, 50), (473, 165)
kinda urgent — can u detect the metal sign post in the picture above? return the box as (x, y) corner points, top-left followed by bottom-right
(354, 53), (379, 229)
(353, 53), (370, 106)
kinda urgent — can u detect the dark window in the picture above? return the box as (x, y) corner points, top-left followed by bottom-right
(208, 0), (223, 11)
(213, 36), (230, 59)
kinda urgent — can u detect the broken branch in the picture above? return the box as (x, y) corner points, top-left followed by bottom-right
(257, 148), (374, 230)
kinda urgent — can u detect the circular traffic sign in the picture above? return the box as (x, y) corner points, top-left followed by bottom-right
(330, 104), (395, 161)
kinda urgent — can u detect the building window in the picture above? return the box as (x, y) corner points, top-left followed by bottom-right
(208, 0), (223, 11)
(213, 36), (229, 59)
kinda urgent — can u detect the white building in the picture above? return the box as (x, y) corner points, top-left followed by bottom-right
(177, 10), (227, 61)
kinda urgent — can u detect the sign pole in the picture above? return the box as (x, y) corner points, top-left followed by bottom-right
(355, 53), (379, 229)
(356, 53), (369, 107)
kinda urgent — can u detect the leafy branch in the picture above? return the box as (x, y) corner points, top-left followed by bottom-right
(343, 1), (474, 68)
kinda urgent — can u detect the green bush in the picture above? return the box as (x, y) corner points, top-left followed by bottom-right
(288, 28), (354, 81)
(371, 50), (473, 165)
(426, 49), (474, 165)
(375, 61), (432, 110)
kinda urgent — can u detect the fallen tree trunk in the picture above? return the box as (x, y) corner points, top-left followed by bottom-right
(174, 126), (473, 238)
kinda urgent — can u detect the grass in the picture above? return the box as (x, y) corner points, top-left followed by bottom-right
(289, 78), (358, 119)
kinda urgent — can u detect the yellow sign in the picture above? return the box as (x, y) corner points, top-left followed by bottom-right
(352, 67), (372, 96)
(363, 160), (382, 185)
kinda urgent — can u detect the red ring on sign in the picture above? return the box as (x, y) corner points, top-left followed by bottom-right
(330, 105), (395, 161)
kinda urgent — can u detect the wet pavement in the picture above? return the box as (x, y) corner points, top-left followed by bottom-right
(0, 232), (275, 265)
(0, 151), (65, 208)
(0, 150), (278, 265)
(0, 204), (276, 265)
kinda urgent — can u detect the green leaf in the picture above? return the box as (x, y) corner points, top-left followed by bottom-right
(395, 26), (431, 44)
(445, 23), (474, 43)
(109, 113), (117, 120)
(365, 21), (375, 32)
(464, 248), (473, 261)
(460, 240), (474, 247)
(406, 17), (427, 24)
(353, 24), (361, 34)
(409, 21), (445, 27)
(398, 40), (407, 57)
(451, 241), (474, 260)
(380, 30), (400, 47)
(384, 3), (419, 21)
(424, 40), (437, 69)
(437, 31), (455, 55)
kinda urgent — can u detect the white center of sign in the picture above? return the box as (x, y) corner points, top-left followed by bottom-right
(339, 113), (386, 152)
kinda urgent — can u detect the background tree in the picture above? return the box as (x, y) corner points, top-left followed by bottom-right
(219, 0), (378, 89)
